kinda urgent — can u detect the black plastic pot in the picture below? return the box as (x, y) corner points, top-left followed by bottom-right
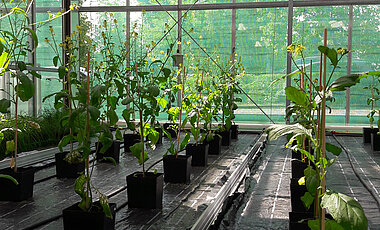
(291, 160), (309, 179)
(123, 133), (140, 153)
(216, 129), (231, 146)
(95, 140), (121, 163)
(55, 152), (85, 179)
(289, 211), (314, 230)
(231, 124), (238, 139)
(290, 178), (314, 213)
(0, 167), (35, 201)
(186, 143), (209, 167)
(126, 172), (163, 209)
(204, 135), (222, 155)
(371, 130), (380, 152)
(163, 123), (177, 139)
(363, 127), (373, 143)
(62, 201), (116, 230)
(163, 155), (192, 184)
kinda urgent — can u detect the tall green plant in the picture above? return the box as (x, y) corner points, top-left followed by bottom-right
(362, 71), (380, 130)
(267, 44), (368, 230)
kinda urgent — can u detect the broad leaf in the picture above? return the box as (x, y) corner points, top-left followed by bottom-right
(157, 98), (167, 109)
(321, 190), (368, 230)
(266, 124), (313, 142)
(58, 134), (73, 152)
(0, 98), (11, 113)
(329, 74), (363, 92)
(326, 142), (342, 156)
(285, 86), (309, 106)
(180, 132), (190, 151)
(318, 46), (338, 67)
(301, 191), (314, 210)
(308, 219), (345, 230)
(115, 128), (123, 141)
(99, 192), (113, 219)
(17, 73), (34, 101)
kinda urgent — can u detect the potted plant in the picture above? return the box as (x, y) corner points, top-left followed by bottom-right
(92, 16), (128, 163)
(202, 73), (222, 155)
(362, 71), (380, 143)
(267, 40), (368, 230)
(163, 68), (192, 182)
(58, 52), (116, 229)
(0, 0), (45, 201)
(123, 59), (170, 209)
(45, 26), (87, 178)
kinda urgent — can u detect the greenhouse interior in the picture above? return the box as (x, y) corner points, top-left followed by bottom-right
(0, 0), (379, 229)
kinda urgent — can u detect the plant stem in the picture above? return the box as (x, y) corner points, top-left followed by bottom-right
(13, 73), (19, 173)
(134, 63), (145, 176)
(175, 68), (186, 157)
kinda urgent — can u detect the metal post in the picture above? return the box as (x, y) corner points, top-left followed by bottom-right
(345, 5), (353, 126)
(28, 0), (37, 116)
(177, 0), (182, 107)
(231, 0), (236, 58)
(62, 0), (71, 106)
(286, 0), (294, 124)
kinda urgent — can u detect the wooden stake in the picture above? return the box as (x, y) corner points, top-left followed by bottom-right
(320, 28), (328, 230)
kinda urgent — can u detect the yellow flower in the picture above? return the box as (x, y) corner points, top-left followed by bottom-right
(160, 50), (164, 54)
(337, 48), (347, 55)
(294, 44), (305, 54)
(287, 44), (295, 53)
(199, 35), (203, 39)
(177, 41), (181, 45)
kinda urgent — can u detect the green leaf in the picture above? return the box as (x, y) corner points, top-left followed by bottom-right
(121, 97), (133, 105)
(6, 140), (15, 154)
(308, 219), (345, 230)
(321, 190), (368, 230)
(304, 166), (318, 194)
(17, 61), (27, 71)
(99, 193), (113, 219)
(329, 74), (363, 92)
(0, 98), (11, 113)
(53, 56), (59, 67)
(326, 142), (342, 156)
(180, 132), (190, 151)
(115, 128), (123, 141)
(58, 66), (66, 79)
(88, 105), (100, 121)
(285, 86), (309, 106)
(17, 73), (34, 101)
(24, 27), (38, 50)
(0, 174), (18, 185)
(74, 174), (88, 211)
(156, 98), (167, 109)
(266, 124), (313, 142)
(107, 110), (118, 126)
(130, 142), (148, 165)
(301, 191), (314, 210)
(58, 134), (73, 152)
(318, 46), (338, 67)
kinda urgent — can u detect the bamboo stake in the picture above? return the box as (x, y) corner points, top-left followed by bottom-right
(14, 74), (19, 173)
(320, 28), (328, 230)
(86, 51), (91, 210)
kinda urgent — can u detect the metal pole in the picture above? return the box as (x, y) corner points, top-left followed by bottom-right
(286, 0), (293, 124)
(345, 5), (353, 126)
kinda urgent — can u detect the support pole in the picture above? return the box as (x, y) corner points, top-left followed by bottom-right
(345, 5), (353, 126)
(286, 0), (294, 124)
(177, 0), (182, 107)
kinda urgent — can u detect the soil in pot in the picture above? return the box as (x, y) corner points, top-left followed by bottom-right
(216, 129), (231, 146)
(0, 167), (35, 201)
(231, 124), (238, 140)
(123, 133), (140, 153)
(163, 155), (192, 184)
(186, 143), (209, 167)
(163, 123), (177, 139)
(204, 135), (222, 155)
(55, 151), (85, 179)
(290, 178), (314, 213)
(126, 172), (164, 209)
(62, 201), (116, 230)
(95, 140), (121, 163)
(371, 130), (380, 152)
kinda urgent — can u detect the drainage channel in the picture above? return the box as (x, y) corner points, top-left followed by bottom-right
(191, 133), (267, 230)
